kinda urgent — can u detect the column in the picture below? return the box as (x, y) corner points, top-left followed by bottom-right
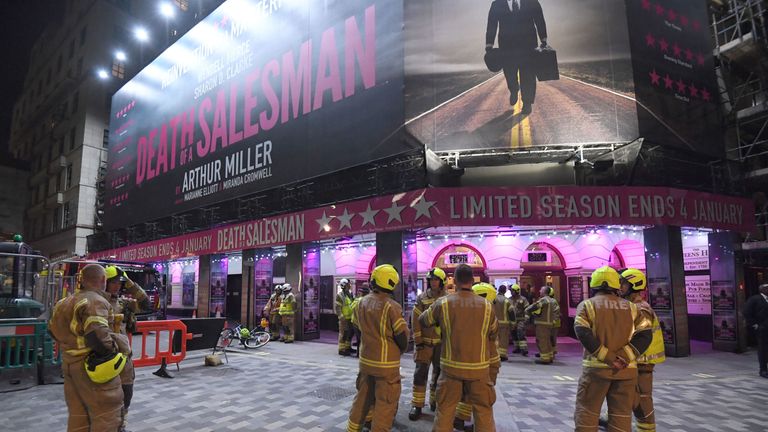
(644, 225), (690, 357)
(197, 254), (211, 318)
(208, 255), (228, 318)
(241, 249), (255, 328)
(284, 243), (321, 341)
(709, 231), (747, 352)
(251, 248), (275, 329)
(376, 231), (418, 350)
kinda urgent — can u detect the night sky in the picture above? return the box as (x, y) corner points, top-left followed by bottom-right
(0, 0), (63, 156)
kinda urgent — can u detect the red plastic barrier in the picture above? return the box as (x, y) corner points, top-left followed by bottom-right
(130, 320), (193, 368)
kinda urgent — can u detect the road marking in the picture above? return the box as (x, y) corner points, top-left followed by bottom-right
(405, 74), (504, 125)
(692, 373), (715, 378)
(553, 375), (575, 381)
(554, 375), (566, 381)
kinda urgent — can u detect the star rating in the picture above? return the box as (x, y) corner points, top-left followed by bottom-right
(701, 87), (711, 102)
(672, 43), (682, 57)
(641, 0), (651, 10)
(336, 208), (355, 230)
(659, 38), (669, 52)
(688, 83), (699, 98)
(680, 15), (689, 27)
(315, 211), (333, 233)
(685, 48), (694, 61)
(649, 69), (661, 86)
(667, 9), (677, 22)
(645, 33), (656, 47)
(359, 204), (380, 227)
(663, 74), (674, 89)
(411, 196), (436, 221)
(696, 53), (705, 66)
(676, 79), (687, 93)
(655, 4), (664, 16)
(384, 201), (406, 224)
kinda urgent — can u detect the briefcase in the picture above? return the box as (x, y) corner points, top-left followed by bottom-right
(535, 46), (560, 81)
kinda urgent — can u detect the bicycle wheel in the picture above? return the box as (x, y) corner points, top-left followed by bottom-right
(217, 329), (235, 349)
(243, 331), (270, 349)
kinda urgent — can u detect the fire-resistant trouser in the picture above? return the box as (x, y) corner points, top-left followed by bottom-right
(535, 325), (553, 363)
(119, 358), (135, 431)
(497, 323), (510, 360)
(514, 321), (528, 352)
(456, 363), (500, 423)
(347, 372), (401, 432)
(338, 317), (353, 354)
(550, 327), (558, 357)
(63, 359), (124, 432)
(574, 368), (638, 432)
(411, 344), (441, 407)
(269, 313), (281, 339)
(433, 373), (496, 432)
(634, 364), (656, 432)
(281, 314), (295, 342)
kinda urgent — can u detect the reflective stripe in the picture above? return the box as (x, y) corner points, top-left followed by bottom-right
(584, 300), (596, 327)
(623, 345), (637, 362)
(393, 317), (407, 334)
(65, 347), (91, 356)
(359, 356), (400, 368)
(84, 316), (109, 330)
(595, 346), (609, 362)
(441, 299), (451, 362)
(380, 303), (390, 363)
(583, 359), (638, 368)
(480, 301), (491, 364)
(441, 358), (491, 370)
(70, 298), (89, 335)
(574, 316), (590, 328)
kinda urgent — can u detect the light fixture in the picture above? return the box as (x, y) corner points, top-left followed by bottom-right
(115, 50), (127, 61)
(97, 69), (109, 79)
(160, 2), (175, 18)
(134, 27), (150, 42)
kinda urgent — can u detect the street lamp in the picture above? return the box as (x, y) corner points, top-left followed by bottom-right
(134, 27), (149, 42)
(160, 2), (175, 19)
(115, 50), (127, 62)
(97, 69), (109, 80)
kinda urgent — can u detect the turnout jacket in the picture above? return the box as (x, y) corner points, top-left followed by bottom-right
(352, 291), (409, 377)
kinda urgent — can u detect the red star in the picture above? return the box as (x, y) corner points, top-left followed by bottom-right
(680, 15), (689, 27)
(667, 9), (677, 22)
(672, 43), (682, 57)
(701, 88), (711, 102)
(655, 4), (665, 15)
(697, 53), (705, 65)
(641, 0), (651, 10)
(689, 83), (699, 98)
(649, 69), (661, 85)
(645, 33), (656, 47)
(676, 79), (687, 93)
(663, 74), (674, 89)
(685, 48), (694, 61)
(220, 15), (229, 26)
(659, 38), (669, 52)
(692, 19), (701, 31)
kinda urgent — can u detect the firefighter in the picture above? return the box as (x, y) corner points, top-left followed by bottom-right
(105, 265), (150, 432)
(454, 282), (502, 430)
(599, 268), (666, 431)
(279, 283), (297, 343)
(350, 283), (370, 356)
(48, 264), (130, 432)
(335, 278), (355, 356)
(420, 264), (499, 432)
(573, 266), (653, 432)
(264, 285), (282, 340)
(547, 286), (561, 359)
(509, 284), (530, 356)
(408, 267), (447, 421)
(525, 286), (559, 364)
(347, 264), (409, 432)
(493, 285), (515, 361)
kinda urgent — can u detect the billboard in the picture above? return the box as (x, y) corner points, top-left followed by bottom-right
(104, 0), (407, 229)
(405, 0), (638, 151)
(404, 0), (721, 156)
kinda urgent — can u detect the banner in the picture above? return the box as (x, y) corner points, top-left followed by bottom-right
(182, 272), (196, 306)
(685, 274), (711, 315)
(302, 249), (320, 335)
(253, 254), (273, 320)
(104, 0), (407, 229)
(90, 186), (755, 262)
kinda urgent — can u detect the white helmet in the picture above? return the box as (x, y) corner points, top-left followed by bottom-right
(273, 284), (282, 292)
(281, 283), (292, 293)
(338, 278), (351, 289)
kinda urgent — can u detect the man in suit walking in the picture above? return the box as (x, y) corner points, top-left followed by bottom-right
(486, 0), (548, 114)
(745, 283), (768, 378)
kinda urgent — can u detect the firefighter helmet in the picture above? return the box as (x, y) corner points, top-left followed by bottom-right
(370, 264), (399, 291)
(472, 282), (497, 303)
(590, 266), (621, 290)
(510, 283), (521, 292)
(620, 268), (647, 292)
(338, 278), (351, 290)
(104, 265), (123, 282)
(281, 283), (293, 293)
(84, 352), (126, 384)
(274, 284), (282, 293)
(427, 267), (447, 285)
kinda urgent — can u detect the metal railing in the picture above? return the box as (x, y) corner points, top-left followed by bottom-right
(712, 0), (767, 49)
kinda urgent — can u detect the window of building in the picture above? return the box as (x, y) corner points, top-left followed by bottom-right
(71, 92), (79, 114)
(173, 0), (188, 11)
(56, 171), (62, 192)
(76, 57), (83, 77)
(79, 26), (87, 46)
(111, 59), (125, 79)
(102, 129), (109, 147)
(65, 163), (73, 189)
(63, 202), (73, 227)
(51, 208), (61, 232)
(68, 39), (75, 59)
(68, 127), (77, 151)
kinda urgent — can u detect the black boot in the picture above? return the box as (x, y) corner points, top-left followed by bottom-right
(408, 406), (422, 421)
(430, 401), (436, 412)
(512, 348), (521, 354)
(453, 418), (465, 431)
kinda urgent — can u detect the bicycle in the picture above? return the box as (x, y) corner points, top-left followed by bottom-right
(217, 322), (270, 350)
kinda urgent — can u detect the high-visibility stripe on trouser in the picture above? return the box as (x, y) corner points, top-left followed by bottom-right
(634, 365), (655, 431)
(497, 324), (510, 359)
(574, 369), (637, 432)
(515, 322), (528, 350)
(456, 401), (472, 421)
(282, 315), (294, 342)
(339, 318), (352, 353)
(434, 374), (496, 432)
(535, 325), (552, 361)
(348, 372), (400, 432)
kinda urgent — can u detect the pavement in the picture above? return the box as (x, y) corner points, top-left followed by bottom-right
(2, 334), (767, 431)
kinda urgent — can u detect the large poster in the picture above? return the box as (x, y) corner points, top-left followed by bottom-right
(182, 272), (196, 306)
(253, 255), (273, 320)
(567, 276), (584, 315)
(711, 280), (735, 310)
(104, 0), (407, 229)
(685, 274), (711, 315)
(405, 0), (638, 152)
(302, 249), (320, 335)
(626, 0), (722, 157)
(648, 277), (672, 310)
(209, 271), (227, 317)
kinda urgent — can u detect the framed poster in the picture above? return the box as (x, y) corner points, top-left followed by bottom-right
(685, 275), (711, 315)
(568, 276), (584, 309)
(648, 277), (672, 310)
(209, 271), (227, 317)
(182, 272), (196, 307)
(655, 310), (676, 345)
(713, 310), (737, 341)
(711, 281), (735, 310)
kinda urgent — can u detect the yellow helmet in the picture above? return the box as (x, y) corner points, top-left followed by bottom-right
(370, 264), (399, 291)
(510, 283), (521, 292)
(104, 265), (123, 281)
(84, 352), (126, 384)
(472, 282), (497, 303)
(427, 267), (447, 285)
(590, 266), (621, 290)
(620, 268), (647, 291)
